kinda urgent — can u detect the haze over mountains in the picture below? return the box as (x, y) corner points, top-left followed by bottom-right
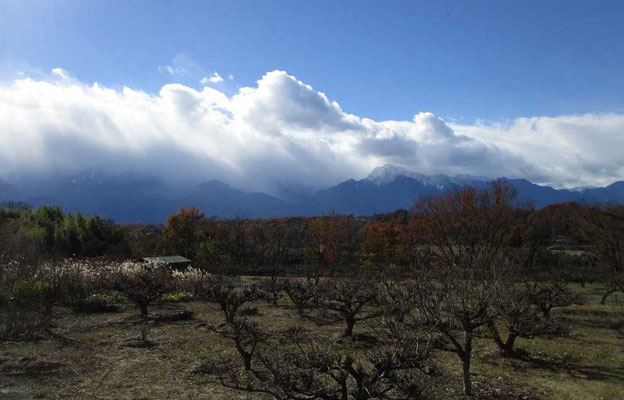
(1, 165), (623, 224)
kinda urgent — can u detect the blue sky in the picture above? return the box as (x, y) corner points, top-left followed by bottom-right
(2, 0), (623, 122)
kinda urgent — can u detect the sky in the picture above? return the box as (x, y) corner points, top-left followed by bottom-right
(1, 0), (624, 192)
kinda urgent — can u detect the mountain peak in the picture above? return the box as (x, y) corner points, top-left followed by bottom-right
(366, 164), (427, 186)
(365, 164), (486, 189)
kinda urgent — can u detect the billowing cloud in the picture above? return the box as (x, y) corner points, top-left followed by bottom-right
(0, 68), (623, 195)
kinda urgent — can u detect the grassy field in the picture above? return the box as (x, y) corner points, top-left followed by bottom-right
(0, 283), (622, 400)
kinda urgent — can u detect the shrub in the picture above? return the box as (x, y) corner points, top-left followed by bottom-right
(608, 316), (624, 330)
(153, 309), (194, 322)
(73, 292), (123, 313)
(0, 278), (57, 338)
(257, 276), (284, 306)
(238, 306), (260, 317)
(162, 290), (193, 303)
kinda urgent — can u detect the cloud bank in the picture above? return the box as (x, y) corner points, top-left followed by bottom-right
(1, 69), (623, 194)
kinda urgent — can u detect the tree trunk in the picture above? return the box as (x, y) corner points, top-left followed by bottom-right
(296, 303), (305, 316)
(344, 316), (355, 338)
(489, 321), (518, 357)
(139, 303), (149, 317)
(601, 289), (617, 305)
(542, 306), (552, 319)
(272, 291), (279, 306)
(339, 378), (349, 400)
(242, 353), (252, 370)
(236, 342), (252, 370)
(462, 331), (473, 396)
(503, 333), (518, 357)
(488, 321), (505, 350)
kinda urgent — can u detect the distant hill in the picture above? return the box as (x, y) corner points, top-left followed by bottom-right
(1, 165), (623, 223)
(182, 180), (297, 219)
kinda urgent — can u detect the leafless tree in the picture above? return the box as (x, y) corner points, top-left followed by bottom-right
(258, 276), (286, 306)
(379, 277), (420, 324)
(487, 279), (578, 357)
(212, 318), (267, 370)
(578, 206), (624, 304)
(108, 261), (174, 317)
(527, 279), (584, 318)
(204, 278), (267, 323)
(210, 337), (432, 399)
(315, 278), (380, 338)
(410, 181), (517, 396)
(284, 278), (318, 317)
(192, 276), (268, 370)
(411, 253), (508, 396)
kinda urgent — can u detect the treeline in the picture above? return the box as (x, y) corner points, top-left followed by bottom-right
(0, 203), (130, 259)
(2, 186), (623, 291)
(122, 195), (621, 287)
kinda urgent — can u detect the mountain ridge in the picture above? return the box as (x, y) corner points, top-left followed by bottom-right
(1, 166), (623, 223)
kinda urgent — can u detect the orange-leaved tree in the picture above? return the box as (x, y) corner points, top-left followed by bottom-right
(164, 207), (207, 259)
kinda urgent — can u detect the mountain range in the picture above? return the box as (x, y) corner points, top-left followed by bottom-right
(1, 165), (623, 223)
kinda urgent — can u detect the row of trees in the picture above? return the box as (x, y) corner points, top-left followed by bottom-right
(3, 184), (622, 301)
(0, 204), (130, 260)
(0, 261), (576, 396)
(129, 191), (623, 302)
(2, 182), (623, 305)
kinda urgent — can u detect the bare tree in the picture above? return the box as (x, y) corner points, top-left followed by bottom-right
(108, 261), (174, 317)
(252, 219), (306, 305)
(410, 182), (517, 396)
(284, 278), (318, 317)
(211, 338), (432, 399)
(212, 318), (266, 371)
(315, 278), (379, 338)
(578, 206), (624, 304)
(191, 276), (268, 370)
(379, 275), (420, 324)
(527, 280), (583, 318)
(205, 278), (267, 323)
(412, 254), (508, 396)
(258, 276), (286, 306)
(487, 279), (578, 357)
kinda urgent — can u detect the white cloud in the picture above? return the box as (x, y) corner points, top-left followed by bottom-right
(158, 65), (186, 76)
(200, 72), (224, 84)
(0, 69), (623, 194)
(51, 67), (70, 80)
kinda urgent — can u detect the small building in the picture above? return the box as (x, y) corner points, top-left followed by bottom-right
(143, 255), (192, 270)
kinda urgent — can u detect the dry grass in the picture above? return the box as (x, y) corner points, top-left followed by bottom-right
(0, 284), (622, 399)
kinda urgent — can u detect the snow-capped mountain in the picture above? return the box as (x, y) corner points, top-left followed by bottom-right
(366, 164), (489, 189)
(1, 166), (624, 223)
